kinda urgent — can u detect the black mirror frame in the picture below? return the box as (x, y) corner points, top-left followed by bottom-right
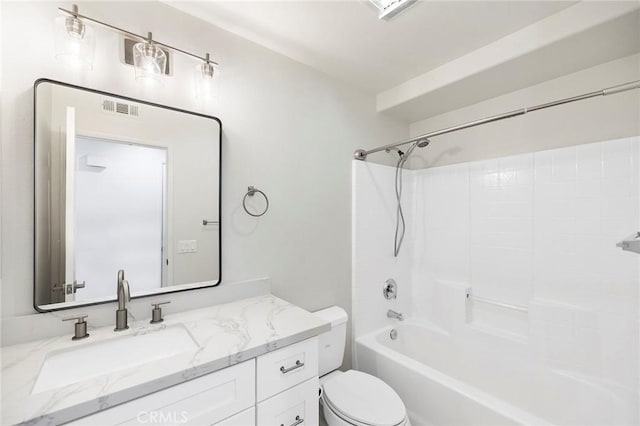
(33, 78), (222, 312)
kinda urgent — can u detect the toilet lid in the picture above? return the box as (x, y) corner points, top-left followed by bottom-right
(322, 370), (406, 426)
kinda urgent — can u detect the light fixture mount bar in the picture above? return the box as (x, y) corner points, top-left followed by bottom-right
(58, 6), (218, 66)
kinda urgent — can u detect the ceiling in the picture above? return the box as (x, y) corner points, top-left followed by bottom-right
(167, 1), (639, 122)
(381, 5), (640, 121)
(167, 1), (577, 93)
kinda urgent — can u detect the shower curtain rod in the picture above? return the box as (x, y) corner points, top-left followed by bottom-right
(354, 80), (640, 161)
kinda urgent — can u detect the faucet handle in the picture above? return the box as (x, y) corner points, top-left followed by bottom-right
(150, 301), (170, 324)
(62, 314), (88, 322)
(62, 315), (89, 340)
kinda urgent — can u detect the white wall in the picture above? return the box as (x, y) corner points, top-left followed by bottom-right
(0, 1), (408, 364)
(406, 53), (640, 169)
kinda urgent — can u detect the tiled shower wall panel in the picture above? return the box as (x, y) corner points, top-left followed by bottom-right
(410, 136), (639, 391)
(530, 137), (639, 391)
(352, 161), (413, 340)
(411, 162), (470, 332)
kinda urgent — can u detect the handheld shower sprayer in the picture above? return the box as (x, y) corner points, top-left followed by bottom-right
(393, 138), (430, 257)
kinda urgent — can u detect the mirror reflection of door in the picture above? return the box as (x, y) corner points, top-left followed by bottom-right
(74, 136), (168, 300)
(64, 107), (77, 302)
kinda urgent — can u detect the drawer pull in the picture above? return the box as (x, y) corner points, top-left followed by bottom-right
(281, 415), (304, 426)
(280, 360), (304, 374)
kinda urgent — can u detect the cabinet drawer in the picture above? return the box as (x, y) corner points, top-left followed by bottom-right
(68, 360), (255, 425)
(257, 377), (319, 426)
(257, 337), (318, 401)
(214, 407), (255, 426)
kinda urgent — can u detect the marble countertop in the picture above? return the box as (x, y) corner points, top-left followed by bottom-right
(1, 294), (330, 425)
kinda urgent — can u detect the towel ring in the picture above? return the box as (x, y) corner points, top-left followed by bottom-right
(243, 186), (269, 217)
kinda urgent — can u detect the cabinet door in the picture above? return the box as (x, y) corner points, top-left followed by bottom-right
(257, 377), (319, 426)
(68, 360), (255, 425)
(256, 337), (318, 402)
(215, 407), (255, 426)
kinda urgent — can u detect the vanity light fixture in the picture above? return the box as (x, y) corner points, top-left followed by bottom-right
(54, 4), (95, 68)
(56, 5), (220, 87)
(195, 53), (220, 100)
(133, 32), (167, 84)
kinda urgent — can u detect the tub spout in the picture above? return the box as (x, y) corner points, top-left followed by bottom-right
(387, 309), (404, 321)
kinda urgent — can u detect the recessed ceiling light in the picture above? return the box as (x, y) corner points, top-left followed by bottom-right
(369, 0), (417, 20)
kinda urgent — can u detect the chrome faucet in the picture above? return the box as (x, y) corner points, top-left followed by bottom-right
(115, 269), (130, 331)
(387, 309), (404, 321)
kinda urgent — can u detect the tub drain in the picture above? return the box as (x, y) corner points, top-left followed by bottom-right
(390, 329), (398, 340)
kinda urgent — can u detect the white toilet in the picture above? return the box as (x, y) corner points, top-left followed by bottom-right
(313, 306), (411, 426)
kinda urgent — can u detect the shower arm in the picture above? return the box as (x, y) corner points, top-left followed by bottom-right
(354, 80), (640, 161)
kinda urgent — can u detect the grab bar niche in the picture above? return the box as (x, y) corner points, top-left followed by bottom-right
(465, 288), (528, 313)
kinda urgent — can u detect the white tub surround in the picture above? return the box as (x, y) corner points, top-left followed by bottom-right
(352, 136), (640, 425)
(1, 294), (330, 425)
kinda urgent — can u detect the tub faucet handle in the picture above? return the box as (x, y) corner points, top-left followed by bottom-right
(383, 278), (397, 300)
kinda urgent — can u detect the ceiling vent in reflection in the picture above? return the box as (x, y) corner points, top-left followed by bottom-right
(101, 98), (140, 118)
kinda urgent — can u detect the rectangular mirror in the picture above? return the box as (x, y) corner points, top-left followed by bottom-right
(34, 80), (221, 311)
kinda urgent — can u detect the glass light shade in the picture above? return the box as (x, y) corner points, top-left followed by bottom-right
(54, 16), (95, 69)
(133, 42), (167, 83)
(194, 61), (220, 101)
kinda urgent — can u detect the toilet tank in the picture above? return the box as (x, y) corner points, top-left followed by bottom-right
(313, 306), (348, 377)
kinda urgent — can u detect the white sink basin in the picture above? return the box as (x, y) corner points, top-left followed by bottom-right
(32, 325), (198, 394)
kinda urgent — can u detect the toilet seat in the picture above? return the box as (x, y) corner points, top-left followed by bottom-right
(321, 370), (407, 426)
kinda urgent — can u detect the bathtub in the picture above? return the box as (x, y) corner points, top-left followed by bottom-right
(355, 321), (635, 426)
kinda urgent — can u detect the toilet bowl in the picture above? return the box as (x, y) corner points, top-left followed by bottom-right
(320, 370), (410, 426)
(313, 307), (411, 426)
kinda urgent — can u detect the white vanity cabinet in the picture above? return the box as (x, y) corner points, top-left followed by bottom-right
(67, 360), (256, 426)
(66, 337), (320, 426)
(256, 336), (318, 401)
(256, 377), (319, 426)
(256, 337), (320, 426)
(215, 407), (256, 425)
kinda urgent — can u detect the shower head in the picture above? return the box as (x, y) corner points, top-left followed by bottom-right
(415, 138), (430, 148)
